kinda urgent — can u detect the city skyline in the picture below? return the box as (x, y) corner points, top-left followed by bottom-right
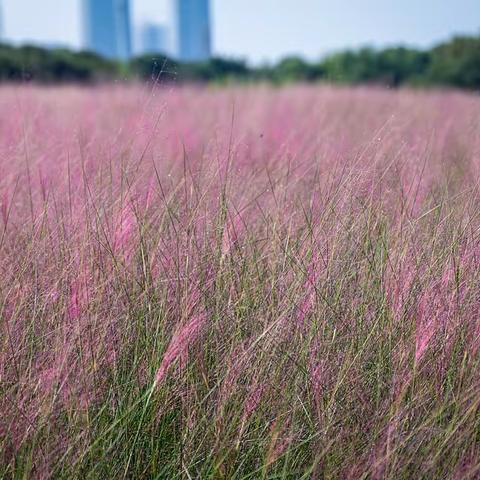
(83, 0), (212, 62)
(1, 0), (479, 64)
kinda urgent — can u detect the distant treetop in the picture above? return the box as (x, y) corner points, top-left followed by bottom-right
(0, 33), (479, 90)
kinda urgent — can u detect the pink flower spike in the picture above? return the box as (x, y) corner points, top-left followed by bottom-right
(1, 189), (10, 225)
(154, 313), (207, 387)
(296, 262), (318, 327)
(415, 320), (435, 364)
(68, 284), (80, 320)
(113, 203), (136, 259)
(243, 382), (265, 420)
(221, 212), (244, 257)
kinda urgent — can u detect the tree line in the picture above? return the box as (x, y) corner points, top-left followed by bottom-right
(0, 33), (479, 89)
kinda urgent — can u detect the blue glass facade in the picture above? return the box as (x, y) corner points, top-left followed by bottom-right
(0, 1), (4, 41)
(141, 23), (168, 55)
(83, 0), (132, 61)
(173, 0), (211, 62)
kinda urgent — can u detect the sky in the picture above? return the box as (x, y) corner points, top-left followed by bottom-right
(1, 0), (479, 63)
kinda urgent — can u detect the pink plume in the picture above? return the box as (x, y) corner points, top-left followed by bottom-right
(296, 262), (318, 327)
(154, 312), (207, 387)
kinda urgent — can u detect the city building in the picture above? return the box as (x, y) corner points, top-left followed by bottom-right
(0, 1), (4, 41)
(172, 0), (211, 62)
(83, 0), (132, 61)
(140, 22), (168, 55)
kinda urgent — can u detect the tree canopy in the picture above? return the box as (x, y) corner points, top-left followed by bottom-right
(0, 33), (479, 90)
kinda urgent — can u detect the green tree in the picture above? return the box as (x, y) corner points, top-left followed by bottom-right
(424, 36), (480, 89)
(377, 47), (430, 87)
(272, 56), (323, 83)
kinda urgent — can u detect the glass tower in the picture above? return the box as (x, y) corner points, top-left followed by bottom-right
(141, 23), (168, 55)
(83, 0), (132, 61)
(173, 0), (211, 62)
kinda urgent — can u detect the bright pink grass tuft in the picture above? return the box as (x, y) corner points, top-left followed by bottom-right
(154, 313), (207, 387)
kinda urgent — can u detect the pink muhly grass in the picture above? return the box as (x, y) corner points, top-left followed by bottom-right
(67, 282), (81, 319)
(264, 418), (293, 470)
(296, 261), (319, 328)
(385, 256), (417, 323)
(2, 85), (480, 477)
(414, 319), (435, 364)
(154, 312), (207, 387)
(1, 188), (11, 225)
(242, 381), (265, 421)
(414, 286), (441, 365)
(112, 203), (136, 259)
(217, 343), (250, 408)
(309, 346), (326, 412)
(67, 268), (92, 321)
(369, 424), (392, 480)
(221, 212), (244, 258)
(414, 265), (457, 365)
(236, 380), (265, 448)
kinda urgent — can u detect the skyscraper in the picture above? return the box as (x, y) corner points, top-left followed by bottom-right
(0, 1), (4, 42)
(83, 0), (132, 61)
(172, 0), (211, 62)
(140, 23), (168, 55)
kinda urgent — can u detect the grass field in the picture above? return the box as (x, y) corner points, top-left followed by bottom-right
(1, 84), (480, 479)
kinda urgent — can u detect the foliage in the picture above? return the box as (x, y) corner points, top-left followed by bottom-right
(129, 53), (177, 82)
(321, 47), (431, 87)
(423, 35), (480, 89)
(0, 43), (118, 82)
(270, 56), (324, 83)
(129, 55), (250, 84)
(0, 32), (479, 89)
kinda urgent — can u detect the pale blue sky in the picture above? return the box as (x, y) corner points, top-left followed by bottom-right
(2, 0), (479, 63)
